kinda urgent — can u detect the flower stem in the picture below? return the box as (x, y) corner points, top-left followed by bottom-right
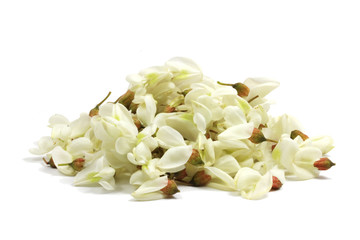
(217, 81), (233, 86)
(248, 95), (259, 103)
(266, 139), (278, 143)
(96, 91), (112, 108)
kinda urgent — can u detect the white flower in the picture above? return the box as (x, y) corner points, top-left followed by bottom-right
(131, 175), (169, 201)
(30, 113), (91, 155)
(50, 137), (93, 175)
(74, 156), (116, 190)
(234, 167), (272, 199)
(272, 135), (322, 180)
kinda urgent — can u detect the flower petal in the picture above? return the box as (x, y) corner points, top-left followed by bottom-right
(156, 126), (185, 149)
(217, 123), (254, 140)
(157, 146), (192, 173)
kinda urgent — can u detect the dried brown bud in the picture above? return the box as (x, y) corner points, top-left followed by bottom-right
(217, 81), (250, 97)
(164, 105), (176, 113)
(89, 108), (99, 117)
(132, 116), (142, 130)
(174, 169), (187, 181)
(115, 90), (135, 109)
(290, 130), (309, 141)
(271, 176), (283, 190)
(129, 102), (139, 113)
(314, 157), (336, 170)
(249, 128), (267, 144)
(233, 82), (250, 97)
(187, 149), (204, 166)
(161, 180), (180, 196)
(191, 170), (211, 186)
(70, 158), (85, 171)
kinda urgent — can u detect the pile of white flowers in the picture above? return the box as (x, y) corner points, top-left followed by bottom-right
(30, 57), (335, 200)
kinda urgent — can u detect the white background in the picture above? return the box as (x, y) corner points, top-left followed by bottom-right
(1, 0), (359, 239)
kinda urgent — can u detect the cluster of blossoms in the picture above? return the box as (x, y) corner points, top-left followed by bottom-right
(30, 57), (335, 200)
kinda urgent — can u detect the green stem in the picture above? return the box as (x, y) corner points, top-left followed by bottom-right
(96, 91), (112, 108)
(266, 139), (278, 143)
(248, 95), (259, 103)
(217, 81), (233, 86)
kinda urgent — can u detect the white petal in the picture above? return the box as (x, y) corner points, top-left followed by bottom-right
(130, 170), (149, 185)
(132, 191), (165, 201)
(213, 155), (241, 175)
(309, 136), (334, 154)
(70, 113), (91, 139)
(218, 123), (254, 140)
(193, 112), (206, 134)
(66, 137), (93, 158)
(243, 77), (280, 100)
(133, 176), (168, 195)
(99, 178), (115, 190)
(48, 114), (69, 127)
(224, 106), (246, 126)
(136, 94), (157, 127)
(192, 101), (212, 124)
(115, 137), (135, 154)
(51, 124), (71, 141)
(205, 167), (235, 190)
(29, 136), (55, 155)
(51, 146), (75, 175)
(250, 171), (272, 199)
(156, 126), (185, 149)
(157, 146), (192, 173)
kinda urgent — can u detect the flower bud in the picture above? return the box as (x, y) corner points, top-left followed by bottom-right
(115, 90), (135, 109)
(174, 169), (187, 181)
(187, 149), (204, 166)
(191, 170), (211, 186)
(313, 157), (335, 170)
(271, 176), (283, 190)
(233, 82), (250, 97)
(217, 81), (250, 97)
(249, 128), (267, 144)
(132, 116), (142, 130)
(70, 158), (85, 171)
(161, 180), (180, 196)
(129, 102), (138, 113)
(164, 105), (176, 113)
(290, 130), (309, 141)
(89, 108), (99, 117)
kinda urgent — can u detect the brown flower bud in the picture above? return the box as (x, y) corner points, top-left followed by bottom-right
(174, 169), (187, 181)
(132, 116), (142, 130)
(129, 102), (139, 113)
(70, 158), (85, 171)
(89, 108), (100, 117)
(114, 90), (135, 109)
(313, 157), (335, 170)
(290, 130), (309, 141)
(249, 128), (267, 144)
(161, 180), (180, 196)
(233, 82), (250, 97)
(164, 105), (176, 113)
(271, 176), (283, 190)
(191, 170), (211, 186)
(217, 81), (250, 97)
(187, 149), (204, 166)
